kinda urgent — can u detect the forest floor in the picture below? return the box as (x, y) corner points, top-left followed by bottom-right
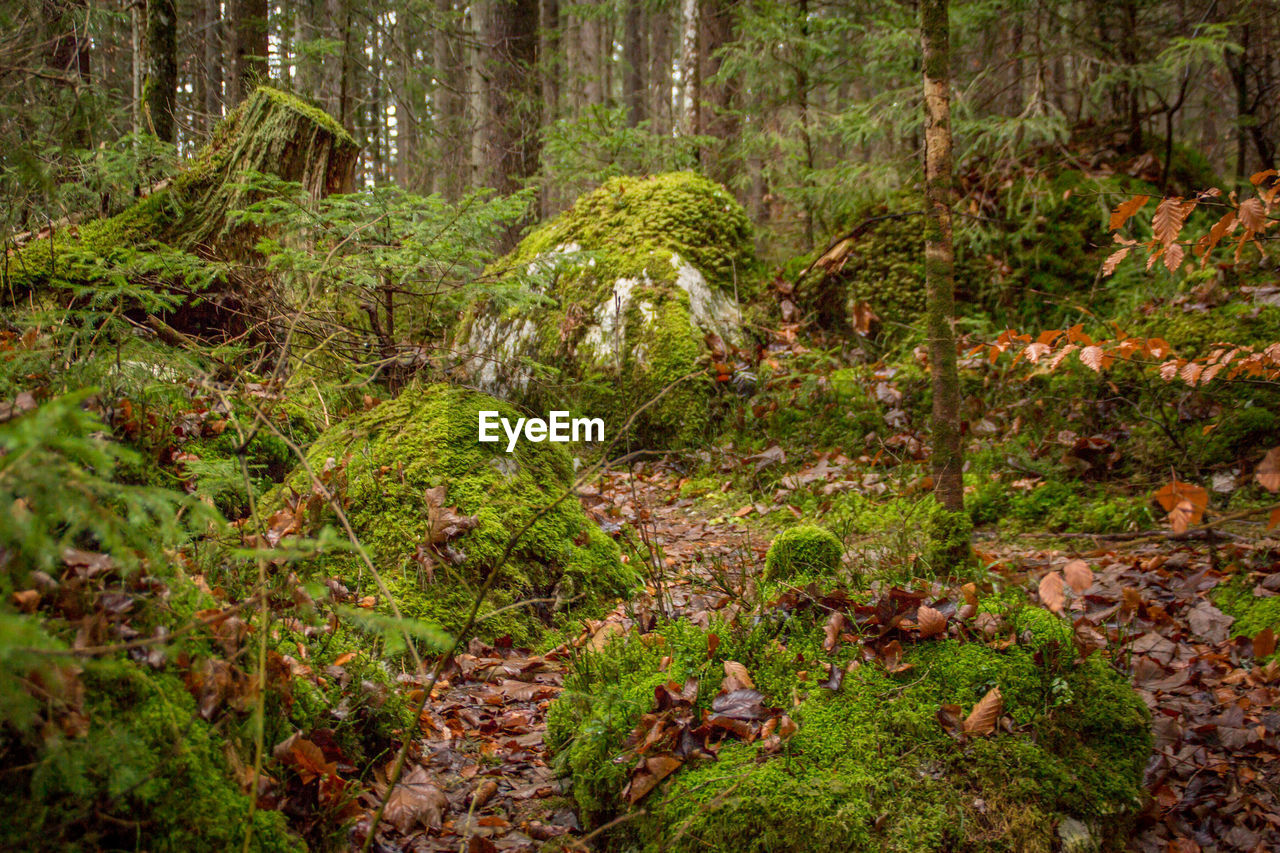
(357, 460), (1280, 853)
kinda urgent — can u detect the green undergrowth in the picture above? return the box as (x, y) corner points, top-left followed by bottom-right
(0, 655), (301, 853)
(547, 594), (1151, 853)
(1215, 577), (1280, 661)
(267, 383), (637, 649)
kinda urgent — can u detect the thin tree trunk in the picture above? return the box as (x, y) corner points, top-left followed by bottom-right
(623, 0), (645, 127)
(920, 0), (963, 512)
(203, 0), (222, 122)
(231, 0), (269, 103)
(145, 0), (178, 142)
(678, 0), (699, 138)
(132, 2), (143, 134)
(433, 0), (465, 199)
(648, 4), (672, 135)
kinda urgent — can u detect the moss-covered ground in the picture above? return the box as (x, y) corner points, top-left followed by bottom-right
(547, 593), (1151, 853)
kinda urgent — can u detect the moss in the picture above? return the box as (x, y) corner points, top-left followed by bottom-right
(5, 84), (355, 292)
(1215, 578), (1280, 660)
(511, 172), (755, 291)
(0, 658), (302, 852)
(830, 494), (974, 582)
(764, 524), (844, 582)
(266, 383), (637, 648)
(457, 174), (756, 449)
(549, 614), (1151, 853)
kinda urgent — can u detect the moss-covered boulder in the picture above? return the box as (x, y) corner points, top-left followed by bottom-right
(547, 601), (1151, 853)
(271, 383), (636, 647)
(452, 172), (757, 449)
(764, 524), (844, 582)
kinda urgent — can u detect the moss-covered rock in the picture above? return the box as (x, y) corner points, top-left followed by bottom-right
(269, 383), (636, 647)
(764, 524), (844, 582)
(547, 609), (1151, 853)
(452, 172), (757, 449)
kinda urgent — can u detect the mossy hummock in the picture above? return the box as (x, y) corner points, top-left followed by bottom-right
(547, 605), (1152, 853)
(270, 383), (637, 647)
(764, 524), (844, 582)
(453, 172), (757, 449)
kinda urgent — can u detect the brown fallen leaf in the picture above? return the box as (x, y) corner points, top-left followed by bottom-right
(623, 755), (683, 804)
(1254, 628), (1277, 659)
(721, 660), (754, 692)
(711, 688), (770, 721)
(823, 611), (845, 652)
(916, 605), (947, 638)
(963, 687), (1002, 737)
(1062, 559), (1093, 594)
(1255, 447), (1280, 492)
(383, 765), (449, 833)
(1038, 571), (1065, 615)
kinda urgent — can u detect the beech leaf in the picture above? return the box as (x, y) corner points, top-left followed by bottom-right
(962, 687), (1003, 737)
(1062, 559), (1093, 594)
(1038, 571), (1065, 615)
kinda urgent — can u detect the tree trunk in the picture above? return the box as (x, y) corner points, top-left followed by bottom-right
(433, 0), (466, 200)
(920, 0), (964, 513)
(203, 0), (223, 123)
(480, 0), (540, 198)
(623, 0), (645, 127)
(145, 0), (178, 143)
(648, 4), (672, 135)
(678, 0), (699, 139)
(230, 0), (269, 103)
(699, 0), (737, 176)
(131, 2), (143, 133)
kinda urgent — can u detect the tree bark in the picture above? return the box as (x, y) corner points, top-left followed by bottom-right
(648, 4), (672, 135)
(230, 0), (269, 103)
(678, 0), (700, 139)
(145, 0), (178, 142)
(920, 0), (964, 512)
(480, 0), (540, 199)
(623, 0), (645, 127)
(203, 0), (223, 123)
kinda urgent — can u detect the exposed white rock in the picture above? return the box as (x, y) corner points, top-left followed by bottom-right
(460, 246), (743, 398)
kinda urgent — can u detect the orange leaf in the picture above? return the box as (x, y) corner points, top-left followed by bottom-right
(1109, 195), (1150, 231)
(962, 687), (1003, 736)
(1039, 572), (1065, 615)
(1153, 481), (1208, 527)
(1101, 246), (1131, 276)
(1268, 506), (1280, 532)
(916, 605), (947, 638)
(1238, 197), (1268, 232)
(1152, 197), (1194, 246)
(1255, 447), (1280, 492)
(1062, 559), (1093, 594)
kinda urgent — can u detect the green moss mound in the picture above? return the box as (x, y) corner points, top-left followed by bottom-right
(270, 383), (636, 647)
(547, 608), (1151, 853)
(0, 658), (301, 852)
(764, 524), (844, 582)
(455, 173), (758, 449)
(512, 171), (755, 290)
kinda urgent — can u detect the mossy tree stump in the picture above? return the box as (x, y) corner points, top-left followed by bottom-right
(4, 86), (358, 334)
